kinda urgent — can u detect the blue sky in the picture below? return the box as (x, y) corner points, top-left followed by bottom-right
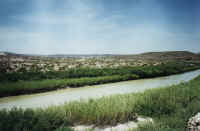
(0, 0), (199, 54)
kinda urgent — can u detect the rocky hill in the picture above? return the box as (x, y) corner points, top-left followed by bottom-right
(0, 51), (199, 73)
(133, 51), (199, 61)
(1, 51), (199, 59)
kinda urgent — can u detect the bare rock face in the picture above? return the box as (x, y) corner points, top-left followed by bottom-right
(188, 113), (200, 131)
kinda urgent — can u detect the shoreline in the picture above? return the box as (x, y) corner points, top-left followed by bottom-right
(0, 64), (199, 98)
(1, 69), (200, 110)
(1, 74), (200, 130)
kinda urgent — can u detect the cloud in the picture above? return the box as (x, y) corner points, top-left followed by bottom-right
(2, 0), (124, 52)
(0, 0), (199, 54)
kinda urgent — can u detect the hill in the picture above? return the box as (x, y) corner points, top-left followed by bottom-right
(0, 51), (199, 73)
(134, 51), (198, 61)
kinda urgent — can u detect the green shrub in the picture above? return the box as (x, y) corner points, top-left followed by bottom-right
(0, 107), (71, 131)
(0, 62), (199, 82)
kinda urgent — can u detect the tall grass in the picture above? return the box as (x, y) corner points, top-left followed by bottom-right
(1, 75), (200, 131)
(0, 107), (72, 131)
(0, 74), (139, 97)
(130, 76), (200, 131)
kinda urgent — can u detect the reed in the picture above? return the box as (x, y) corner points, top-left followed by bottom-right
(1, 75), (200, 131)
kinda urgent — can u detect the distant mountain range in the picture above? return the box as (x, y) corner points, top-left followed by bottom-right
(0, 51), (118, 58)
(0, 51), (199, 59)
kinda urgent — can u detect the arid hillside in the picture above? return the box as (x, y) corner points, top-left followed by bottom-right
(0, 51), (200, 73)
(128, 51), (199, 61)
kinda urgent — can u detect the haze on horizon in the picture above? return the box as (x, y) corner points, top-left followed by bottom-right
(0, 0), (200, 55)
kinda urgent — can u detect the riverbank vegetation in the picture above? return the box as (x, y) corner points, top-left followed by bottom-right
(0, 62), (199, 82)
(0, 74), (139, 97)
(0, 62), (199, 97)
(0, 75), (200, 131)
(129, 77), (200, 131)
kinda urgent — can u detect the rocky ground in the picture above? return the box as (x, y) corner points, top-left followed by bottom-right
(72, 117), (153, 131)
(188, 113), (200, 131)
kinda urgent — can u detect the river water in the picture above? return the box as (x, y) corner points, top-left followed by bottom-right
(1, 70), (200, 110)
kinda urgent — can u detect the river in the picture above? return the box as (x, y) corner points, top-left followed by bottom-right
(0, 69), (200, 110)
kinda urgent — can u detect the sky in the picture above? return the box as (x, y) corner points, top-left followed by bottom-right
(0, 0), (199, 54)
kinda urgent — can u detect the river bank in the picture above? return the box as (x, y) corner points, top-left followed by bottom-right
(1, 69), (200, 109)
(1, 74), (200, 131)
(0, 62), (199, 97)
